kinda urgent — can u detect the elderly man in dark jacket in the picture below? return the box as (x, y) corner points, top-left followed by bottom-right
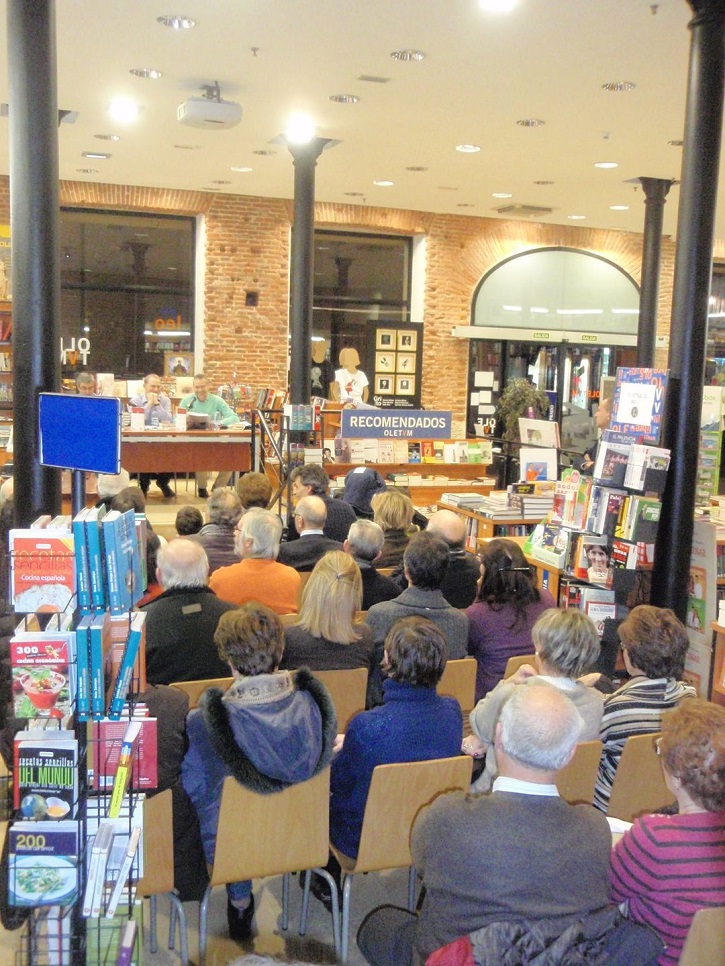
(139, 538), (235, 685)
(189, 487), (243, 574)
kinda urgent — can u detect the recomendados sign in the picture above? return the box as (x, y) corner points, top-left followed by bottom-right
(341, 409), (452, 439)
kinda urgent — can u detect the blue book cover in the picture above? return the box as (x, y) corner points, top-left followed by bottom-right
(108, 612), (146, 720)
(84, 505), (107, 610)
(102, 510), (140, 614)
(74, 614), (93, 721)
(89, 612), (107, 720)
(9, 820), (79, 907)
(609, 367), (668, 446)
(72, 507), (91, 612)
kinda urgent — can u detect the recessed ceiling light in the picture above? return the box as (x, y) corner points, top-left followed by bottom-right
(517, 118), (544, 128)
(174, 144), (201, 150)
(329, 94), (359, 104)
(253, 149), (277, 156)
(231, 166), (253, 173)
(157, 14), (196, 29)
(211, 180), (231, 185)
(405, 166), (428, 172)
(373, 180), (394, 187)
(344, 192), (364, 197)
(108, 98), (139, 123)
(533, 180), (554, 185)
(76, 168), (99, 174)
(479, 0), (518, 11)
(602, 81), (636, 92)
(594, 161), (619, 169)
(456, 144), (481, 153)
(610, 205), (630, 211)
(82, 151), (111, 160)
(390, 49), (426, 62)
(168, 267), (177, 271)
(669, 139), (684, 147)
(457, 203), (475, 208)
(437, 186), (459, 191)
(568, 214), (586, 220)
(94, 133), (120, 142)
(130, 68), (163, 80)
(492, 192), (512, 199)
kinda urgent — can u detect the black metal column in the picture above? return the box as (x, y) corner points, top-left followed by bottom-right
(651, 0), (725, 619)
(7, 0), (61, 524)
(637, 177), (673, 368)
(287, 138), (328, 406)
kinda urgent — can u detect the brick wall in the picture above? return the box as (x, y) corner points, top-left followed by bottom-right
(0, 175), (688, 418)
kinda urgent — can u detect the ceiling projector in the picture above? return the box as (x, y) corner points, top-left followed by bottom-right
(177, 82), (242, 130)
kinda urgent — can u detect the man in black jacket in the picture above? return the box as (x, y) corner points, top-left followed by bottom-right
(140, 538), (235, 685)
(345, 519), (400, 610)
(276, 496), (343, 572)
(285, 463), (356, 543)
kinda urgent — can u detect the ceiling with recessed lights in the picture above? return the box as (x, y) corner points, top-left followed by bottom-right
(0, 0), (720, 240)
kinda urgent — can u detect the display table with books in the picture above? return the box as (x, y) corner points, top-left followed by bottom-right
(121, 427), (251, 473)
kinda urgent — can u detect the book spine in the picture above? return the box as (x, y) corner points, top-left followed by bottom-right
(102, 519), (122, 613)
(85, 517), (106, 610)
(75, 623), (90, 721)
(72, 514), (91, 610)
(108, 627), (142, 720)
(115, 919), (138, 966)
(105, 826), (141, 918)
(90, 621), (105, 720)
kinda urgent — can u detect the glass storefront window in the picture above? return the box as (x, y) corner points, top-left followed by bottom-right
(60, 210), (194, 378)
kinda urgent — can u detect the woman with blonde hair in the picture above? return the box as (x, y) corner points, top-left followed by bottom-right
(280, 550), (375, 674)
(372, 489), (415, 568)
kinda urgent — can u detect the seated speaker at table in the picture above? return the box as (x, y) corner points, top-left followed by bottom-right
(180, 373), (241, 498)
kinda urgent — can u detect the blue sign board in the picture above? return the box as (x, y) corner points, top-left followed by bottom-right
(39, 393), (122, 474)
(341, 409), (452, 439)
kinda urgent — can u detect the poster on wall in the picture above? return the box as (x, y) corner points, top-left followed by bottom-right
(367, 322), (423, 410)
(684, 518), (716, 697)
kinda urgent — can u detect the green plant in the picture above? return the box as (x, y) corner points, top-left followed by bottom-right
(495, 378), (550, 444)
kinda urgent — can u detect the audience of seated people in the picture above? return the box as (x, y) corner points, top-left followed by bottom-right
(139, 538), (235, 685)
(189, 487), (243, 574)
(371, 489), (415, 569)
(344, 520), (400, 609)
(181, 603), (336, 941)
(175, 504), (204, 536)
(464, 608), (603, 791)
(286, 463), (356, 543)
(593, 604), (696, 812)
(279, 550), (374, 677)
(209, 508), (300, 613)
(235, 470), (273, 511)
(609, 698), (725, 966)
(466, 537), (557, 701)
(358, 682), (663, 966)
(277, 495), (344, 572)
(342, 466), (387, 519)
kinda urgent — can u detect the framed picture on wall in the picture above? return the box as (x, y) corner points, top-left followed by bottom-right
(397, 330), (417, 352)
(164, 351), (194, 377)
(375, 376), (393, 394)
(396, 353), (416, 375)
(396, 375), (415, 395)
(376, 329), (397, 350)
(376, 352), (396, 373)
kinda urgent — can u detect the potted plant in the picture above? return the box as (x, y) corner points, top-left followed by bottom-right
(495, 378), (550, 444)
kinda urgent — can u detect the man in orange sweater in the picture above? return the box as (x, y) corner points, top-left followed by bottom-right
(209, 508), (301, 614)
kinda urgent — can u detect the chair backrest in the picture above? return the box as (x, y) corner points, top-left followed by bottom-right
(503, 654), (536, 679)
(297, 570), (311, 605)
(437, 658), (477, 717)
(607, 732), (676, 822)
(354, 756), (473, 873)
(279, 612), (298, 626)
(210, 767), (331, 887)
(678, 906), (725, 966)
(137, 789), (174, 896)
(170, 677), (233, 710)
(555, 739), (603, 805)
(312, 667), (368, 731)
(377, 567), (396, 577)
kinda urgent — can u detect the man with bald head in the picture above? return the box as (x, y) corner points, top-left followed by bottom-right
(391, 508), (480, 608)
(276, 495), (344, 572)
(359, 683), (663, 966)
(139, 537), (235, 684)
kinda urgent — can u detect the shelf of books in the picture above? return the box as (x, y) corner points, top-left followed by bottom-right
(7, 505), (151, 965)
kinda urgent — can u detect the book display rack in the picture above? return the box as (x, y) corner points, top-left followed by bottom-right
(8, 509), (150, 965)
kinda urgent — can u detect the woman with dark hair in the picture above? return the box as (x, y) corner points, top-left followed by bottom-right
(466, 538), (556, 700)
(594, 605), (696, 812)
(610, 699), (725, 965)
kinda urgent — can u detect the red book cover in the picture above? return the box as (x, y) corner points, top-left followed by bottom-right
(89, 715), (158, 791)
(10, 633), (74, 720)
(9, 529), (75, 614)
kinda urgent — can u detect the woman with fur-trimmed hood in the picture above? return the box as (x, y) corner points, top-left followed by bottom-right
(181, 602), (336, 942)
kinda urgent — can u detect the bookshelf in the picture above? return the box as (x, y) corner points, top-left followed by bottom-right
(711, 622), (725, 707)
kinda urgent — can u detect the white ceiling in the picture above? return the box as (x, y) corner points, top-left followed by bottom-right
(0, 0), (720, 240)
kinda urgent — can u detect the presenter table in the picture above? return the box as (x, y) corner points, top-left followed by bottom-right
(121, 429), (252, 473)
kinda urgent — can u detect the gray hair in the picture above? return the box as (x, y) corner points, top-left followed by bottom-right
(157, 537), (209, 589)
(295, 495), (327, 530)
(207, 487), (243, 528)
(499, 682), (583, 771)
(347, 519), (384, 562)
(237, 507), (283, 559)
(532, 608), (601, 678)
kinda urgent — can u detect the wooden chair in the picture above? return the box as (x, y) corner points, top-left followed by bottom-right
(377, 567), (396, 577)
(606, 732), (676, 823)
(198, 768), (339, 966)
(312, 667), (368, 731)
(297, 570), (311, 605)
(555, 739), (603, 805)
(170, 677), (233, 710)
(678, 906), (725, 966)
(503, 654), (536, 679)
(279, 612), (298, 626)
(437, 658), (477, 717)
(329, 756), (473, 964)
(137, 789), (189, 965)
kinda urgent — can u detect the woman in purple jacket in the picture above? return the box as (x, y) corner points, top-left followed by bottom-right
(466, 538), (556, 701)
